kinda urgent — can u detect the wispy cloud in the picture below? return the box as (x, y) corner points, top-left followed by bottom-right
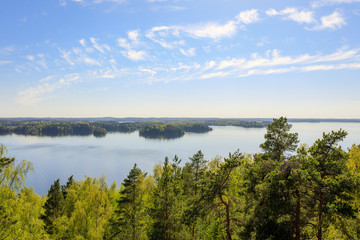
(266, 8), (315, 24)
(18, 74), (80, 105)
(307, 11), (346, 30)
(15, 54), (48, 73)
(185, 9), (259, 40)
(59, 47), (101, 66)
(60, 49), (75, 66)
(90, 37), (110, 53)
(180, 48), (196, 57)
(146, 9), (259, 51)
(118, 30), (148, 61)
(311, 0), (360, 8)
(146, 26), (185, 49)
(139, 47), (360, 83)
(123, 50), (147, 61)
(185, 21), (238, 40)
(236, 9), (260, 24)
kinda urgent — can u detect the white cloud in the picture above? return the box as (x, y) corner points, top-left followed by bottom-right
(146, 9), (260, 48)
(311, 0), (360, 8)
(266, 8), (315, 24)
(17, 54), (48, 72)
(118, 38), (132, 49)
(36, 54), (48, 69)
(128, 30), (140, 43)
(79, 39), (86, 47)
(60, 49), (75, 66)
(90, 37), (110, 53)
(236, 9), (259, 24)
(25, 55), (35, 61)
(118, 30), (148, 61)
(308, 11), (346, 30)
(18, 74), (80, 105)
(83, 56), (101, 65)
(185, 21), (238, 40)
(139, 67), (157, 75)
(146, 26), (185, 49)
(180, 48), (196, 57)
(200, 72), (229, 79)
(122, 50), (147, 61)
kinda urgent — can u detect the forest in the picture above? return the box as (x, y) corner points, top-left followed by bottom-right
(0, 119), (266, 139)
(1, 117), (360, 239)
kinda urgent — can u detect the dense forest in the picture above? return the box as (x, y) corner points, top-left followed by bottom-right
(1, 117), (360, 239)
(0, 119), (266, 139)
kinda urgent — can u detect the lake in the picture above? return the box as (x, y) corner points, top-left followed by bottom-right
(1, 122), (360, 195)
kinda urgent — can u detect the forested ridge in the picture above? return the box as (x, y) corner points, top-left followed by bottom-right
(1, 117), (360, 239)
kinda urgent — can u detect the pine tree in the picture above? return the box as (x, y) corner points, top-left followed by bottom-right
(111, 164), (146, 240)
(42, 179), (65, 235)
(182, 150), (208, 239)
(149, 156), (185, 240)
(260, 117), (299, 162)
(308, 130), (356, 239)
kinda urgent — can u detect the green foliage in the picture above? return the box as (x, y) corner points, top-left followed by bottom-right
(64, 177), (112, 240)
(260, 117), (299, 162)
(0, 145), (47, 239)
(0, 144), (33, 191)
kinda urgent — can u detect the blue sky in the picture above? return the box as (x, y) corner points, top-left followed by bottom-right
(1, 0), (360, 118)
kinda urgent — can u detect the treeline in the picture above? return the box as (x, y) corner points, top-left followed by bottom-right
(0, 121), (107, 137)
(0, 119), (265, 139)
(2, 117), (359, 239)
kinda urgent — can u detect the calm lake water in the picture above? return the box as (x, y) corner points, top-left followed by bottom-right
(1, 122), (360, 195)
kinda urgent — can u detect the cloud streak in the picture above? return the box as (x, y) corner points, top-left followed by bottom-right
(266, 8), (315, 24)
(118, 30), (148, 61)
(18, 74), (80, 105)
(307, 11), (346, 30)
(146, 9), (259, 50)
(139, 47), (360, 83)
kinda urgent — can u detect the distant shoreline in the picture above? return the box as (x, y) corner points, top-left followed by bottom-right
(0, 117), (360, 123)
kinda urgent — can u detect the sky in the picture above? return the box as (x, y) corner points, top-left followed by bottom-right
(1, 0), (360, 118)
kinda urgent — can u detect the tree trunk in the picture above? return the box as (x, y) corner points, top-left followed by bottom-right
(295, 188), (301, 240)
(317, 174), (325, 240)
(225, 201), (232, 240)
